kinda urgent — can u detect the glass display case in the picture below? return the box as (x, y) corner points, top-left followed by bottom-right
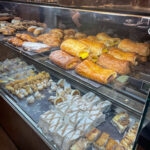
(0, 1), (150, 150)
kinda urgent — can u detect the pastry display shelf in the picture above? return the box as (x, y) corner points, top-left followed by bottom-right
(0, 41), (144, 117)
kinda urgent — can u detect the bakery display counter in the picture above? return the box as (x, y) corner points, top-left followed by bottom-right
(0, 1), (150, 150)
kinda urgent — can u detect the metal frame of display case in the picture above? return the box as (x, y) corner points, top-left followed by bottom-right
(0, 1), (150, 150)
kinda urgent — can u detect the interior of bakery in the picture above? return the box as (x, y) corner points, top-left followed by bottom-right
(0, 0), (150, 150)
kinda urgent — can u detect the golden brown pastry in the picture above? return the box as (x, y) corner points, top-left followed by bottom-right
(49, 28), (64, 38)
(36, 33), (51, 42)
(2, 27), (16, 35)
(33, 27), (44, 36)
(80, 38), (106, 60)
(49, 50), (81, 70)
(27, 26), (37, 32)
(75, 60), (117, 84)
(114, 145), (127, 150)
(105, 138), (118, 150)
(96, 32), (120, 47)
(61, 39), (90, 59)
(108, 47), (138, 65)
(64, 28), (76, 35)
(97, 53), (131, 75)
(63, 35), (75, 40)
(86, 128), (101, 142)
(43, 36), (61, 47)
(95, 132), (110, 148)
(75, 32), (87, 39)
(16, 33), (37, 42)
(118, 39), (150, 56)
(8, 37), (23, 47)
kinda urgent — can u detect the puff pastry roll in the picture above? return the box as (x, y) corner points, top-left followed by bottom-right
(108, 48), (138, 65)
(60, 39), (90, 59)
(75, 60), (117, 84)
(97, 53), (131, 75)
(118, 39), (150, 56)
(80, 38), (106, 57)
(96, 32), (120, 47)
(49, 50), (81, 70)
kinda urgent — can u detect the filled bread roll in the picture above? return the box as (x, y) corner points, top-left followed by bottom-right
(108, 48), (138, 65)
(97, 53), (131, 75)
(75, 60), (117, 84)
(49, 50), (81, 70)
(80, 38), (106, 62)
(60, 39), (90, 59)
(118, 39), (150, 56)
(96, 32), (120, 47)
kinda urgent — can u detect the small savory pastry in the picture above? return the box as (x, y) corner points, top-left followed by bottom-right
(111, 112), (130, 134)
(16, 33), (37, 42)
(43, 36), (61, 47)
(70, 138), (89, 150)
(95, 132), (110, 149)
(22, 42), (50, 53)
(96, 32), (120, 47)
(118, 39), (150, 56)
(8, 37), (23, 47)
(49, 28), (64, 38)
(75, 32), (87, 39)
(86, 128), (101, 142)
(33, 27), (44, 36)
(49, 50), (81, 70)
(75, 60), (117, 84)
(63, 35), (75, 40)
(97, 53), (131, 75)
(108, 48), (138, 65)
(105, 138), (118, 150)
(27, 26), (37, 32)
(2, 27), (15, 35)
(64, 28), (76, 35)
(61, 39), (90, 59)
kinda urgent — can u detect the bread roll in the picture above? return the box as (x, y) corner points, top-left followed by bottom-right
(75, 60), (117, 84)
(49, 50), (81, 70)
(108, 47), (138, 65)
(61, 39), (90, 59)
(118, 39), (150, 56)
(97, 53), (131, 75)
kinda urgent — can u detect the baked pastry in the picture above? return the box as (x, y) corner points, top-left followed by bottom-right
(49, 28), (64, 38)
(61, 39), (90, 59)
(36, 33), (51, 42)
(80, 38), (106, 61)
(27, 26), (37, 32)
(120, 122), (138, 150)
(8, 37), (23, 47)
(22, 42), (50, 53)
(118, 39), (150, 56)
(64, 28), (76, 35)
(105, 138), (118, 150)
(111, 112), (130, 134)
(96, 32), (120, 47)
(16, 33), (37, 42)
(75, 60), (117, 84)
(95, 132), (110, 149)
(63, 35), (75, 40)
(49, 50), (81, 70)
(97, 53), (131, 75)
(75, 32), (87, 39)
(33, 27), (44, 36)
(43, 36), (61, 47)
(85, 128), (101, 142)
(2, 27), (15, 35)
(108, 48), (138, 65)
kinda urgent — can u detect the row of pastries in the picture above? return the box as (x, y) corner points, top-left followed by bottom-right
(49, 30), (150, 84)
